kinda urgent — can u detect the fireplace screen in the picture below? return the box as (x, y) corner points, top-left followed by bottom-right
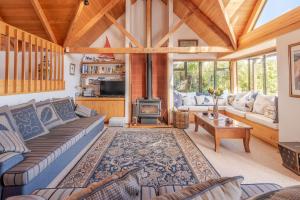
(140, 104), (159, 114)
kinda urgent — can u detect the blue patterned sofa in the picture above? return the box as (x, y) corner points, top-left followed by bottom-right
(7, 183), (282, 200)
(0, 99), (105, 199)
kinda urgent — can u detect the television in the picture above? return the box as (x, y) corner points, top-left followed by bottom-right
(100, 81), (125, 96)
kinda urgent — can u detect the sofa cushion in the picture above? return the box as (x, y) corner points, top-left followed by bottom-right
(0, 130), (30, 153)
(252, 94), (275, 115)
(54, 115), (104, 135)
(208, 106), (226, 111)
(178, 106), (209, 112)
(182, 96), (196, 106)
(67, 169), (140, 200)
(248, 185), (300, 200)
(52, 98), (79, 123)
(152, 176), (244, 200)
(10, 100), (49, 141)
(195, 95), (205, 105)
(3, 128), (85, 186)
(225, 106), (246, 118)
(240, 183), (282, 200)
(0, 105), (19, 132)
(0, 152), (24, 175)
(36, 99), (64, 129)
(6, 195), (46, 200)
(245, 113), (278, 129)
(75, 104), (94, 118)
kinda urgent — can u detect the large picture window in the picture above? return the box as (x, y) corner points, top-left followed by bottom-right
(173, 61), (230, 93)
(236, 53), (278, 95)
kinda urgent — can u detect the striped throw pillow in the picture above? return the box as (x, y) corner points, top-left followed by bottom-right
(0, 130), (30, 153)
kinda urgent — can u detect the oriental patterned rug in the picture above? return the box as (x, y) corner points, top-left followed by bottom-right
(58, 128), (219, 189)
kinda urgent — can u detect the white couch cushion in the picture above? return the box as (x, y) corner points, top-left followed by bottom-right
(245, 113), (278, 129)
(208, 106), (226, 111)
(178, 106), (209, 112)
(252, 94), (275, 115)
(225, 106), (246, 118)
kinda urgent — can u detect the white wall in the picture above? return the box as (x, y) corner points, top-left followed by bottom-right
(277, 28), (300, 142)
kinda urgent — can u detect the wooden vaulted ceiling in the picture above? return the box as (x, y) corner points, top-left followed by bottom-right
(0, 0), (261, 49)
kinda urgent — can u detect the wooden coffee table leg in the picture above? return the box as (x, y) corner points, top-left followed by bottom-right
(243, 129), (251, 153)
(214, 136), (221, 152)
(194, 116), (199, 132)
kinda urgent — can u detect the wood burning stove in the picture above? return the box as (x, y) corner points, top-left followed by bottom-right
(136, 54), (161, 124)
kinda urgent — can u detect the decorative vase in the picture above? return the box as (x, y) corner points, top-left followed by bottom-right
(213, 98), (219, 119)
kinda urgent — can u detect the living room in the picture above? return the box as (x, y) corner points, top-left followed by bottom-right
(0, 0), (300, 199)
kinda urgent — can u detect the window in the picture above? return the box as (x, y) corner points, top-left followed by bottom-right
(216, 61), (230, 92)
(253, 57), (264, 94)
(237, 59), (250, 92)
(236, 54), (278, 95)
(254, 0), (300, 29)
(173, 61), (230, 93)
(201, 61), (214, 93)
(266, 54), (278, 95)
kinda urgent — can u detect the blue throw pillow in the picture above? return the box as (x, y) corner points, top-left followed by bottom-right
(36, 99), (65, 129)
(0, 105), (19, 133)
(10, 100), (49, 141)
(52, 98), (79, 123)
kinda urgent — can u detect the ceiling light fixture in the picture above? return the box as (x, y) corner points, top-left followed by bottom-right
(83, 0), (89, 6)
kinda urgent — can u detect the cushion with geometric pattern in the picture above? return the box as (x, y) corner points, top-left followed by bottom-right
(0, 105), (20, 134)
(36, 99), (64, 129)
(10, 100), (49, 141)
(52, 98), (79, 123)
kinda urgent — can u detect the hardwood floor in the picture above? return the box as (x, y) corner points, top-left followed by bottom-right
(185, 123), (300, 187)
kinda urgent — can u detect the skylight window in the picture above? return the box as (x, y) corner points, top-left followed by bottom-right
(254, 0), (300, 29)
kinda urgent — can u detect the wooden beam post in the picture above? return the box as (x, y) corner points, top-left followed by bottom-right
(180, 0), (232, 47)
(63, 1), (84, 47)
(13, 29), (18, 93)
(70, 0), (120, 44)
(5, 25), (10, 94)
(155, 11), (193, 48)
(146, 0), (152, 47)
(242, 0), (266, 34)
(66, 46), (234, 54)
(30, 0), (57, 43)
(125, 0), (131, 125)
(105, 13), (143, 48)
(216, 0), (237, 49)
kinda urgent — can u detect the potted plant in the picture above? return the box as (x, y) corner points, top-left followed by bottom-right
(208, 88), (224, 119)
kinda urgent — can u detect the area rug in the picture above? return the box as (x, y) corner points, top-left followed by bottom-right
(58, 128), (219, 189)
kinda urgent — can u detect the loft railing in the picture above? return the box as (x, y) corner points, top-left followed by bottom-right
(0, 21), (65, 96)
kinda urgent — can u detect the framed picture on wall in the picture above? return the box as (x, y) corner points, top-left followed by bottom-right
(289, 42), (300, 97)
(70, 63), (76, 75)
(178, 39), (198, 47)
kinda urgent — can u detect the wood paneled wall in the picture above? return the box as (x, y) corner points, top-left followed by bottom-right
(0, 21), (65, 96)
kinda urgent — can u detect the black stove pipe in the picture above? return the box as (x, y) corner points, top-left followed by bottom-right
(146, 54), (152, 100)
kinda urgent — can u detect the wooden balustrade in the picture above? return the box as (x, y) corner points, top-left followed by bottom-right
(0, 21), (65, 96)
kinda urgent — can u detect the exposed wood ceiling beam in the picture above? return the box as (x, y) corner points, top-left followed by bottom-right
(63, 1), (84, 47)
(105, 13), (143, 48)
(70, 0), (121, 44)
(66, 46), (233, 54)
(216, 0), (237, 49)
(30, 0), (57, 43)
(179, 0), (231, 46)
(155, 11), (193, 48)
(242, 0), (267, 35)
(239, 6), (300, 49)
(146, 0), (152, 47)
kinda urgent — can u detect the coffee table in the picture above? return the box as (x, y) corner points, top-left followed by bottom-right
(194, 113), (252, 152)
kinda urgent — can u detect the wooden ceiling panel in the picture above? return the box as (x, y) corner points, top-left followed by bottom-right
(0, 0), (50, 40)
(73, 0), (125, 47)
(224, 0), (257, 38)
(174, 0), (229, 47)
(39, 0), (78, 44)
